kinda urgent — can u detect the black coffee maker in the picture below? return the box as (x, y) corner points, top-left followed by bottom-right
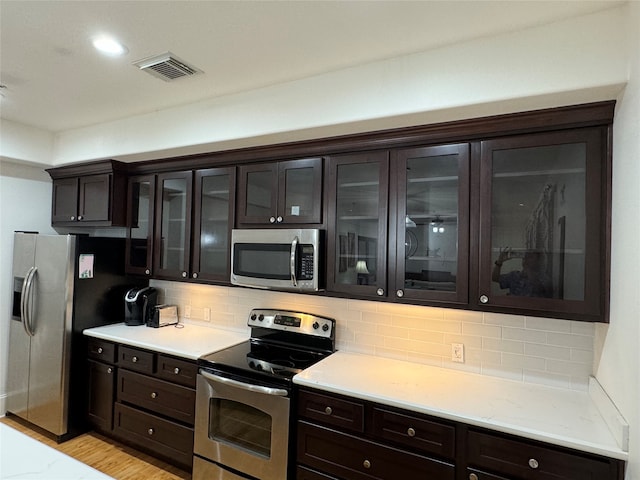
(124, 286), (158, 326)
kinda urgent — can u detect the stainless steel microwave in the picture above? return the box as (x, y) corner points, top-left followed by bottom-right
(231, 228), (323, 292)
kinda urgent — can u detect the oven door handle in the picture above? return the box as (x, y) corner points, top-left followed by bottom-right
(200, 370), (289, 397)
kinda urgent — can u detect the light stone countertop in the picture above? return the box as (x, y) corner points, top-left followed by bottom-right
(0, 423), (113, 479)
(83, 322), (248, 360)
(293, 351), (628, 461)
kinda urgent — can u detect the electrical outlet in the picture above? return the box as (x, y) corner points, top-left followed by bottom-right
(184, 305), (191, 319)
(204, 307), (211, 322)
(451, 343), (464, 363)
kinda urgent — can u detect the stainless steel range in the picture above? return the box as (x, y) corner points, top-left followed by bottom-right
(193, 308), (336, 480)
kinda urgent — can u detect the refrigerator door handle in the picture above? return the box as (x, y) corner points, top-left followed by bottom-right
(22, 266), (37, 337)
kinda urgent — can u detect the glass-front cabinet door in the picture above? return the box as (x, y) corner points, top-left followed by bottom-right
(126, 175), (155, 276)
(154, 171), (193, 280)
(477, 128), (605, 320)
(393, 144), (470, 304)
(192, 167), (235, 283)
(327, 151), (389, 297)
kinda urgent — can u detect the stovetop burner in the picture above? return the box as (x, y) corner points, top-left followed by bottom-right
(198, 309), (336, 385)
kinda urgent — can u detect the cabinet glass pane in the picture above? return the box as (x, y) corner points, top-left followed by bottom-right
(284, 166), (314, 218)
(246, 171), (273, 217)
(335, 164), (379, 286)
(404, 155), (459, 292)
(128, 181), (151, 268)
(160, 178), (187, 271)
(490, 143), (586, 300)
(198, 174), (230, 275)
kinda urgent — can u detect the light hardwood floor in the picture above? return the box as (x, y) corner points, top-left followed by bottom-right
(1, 416), (191, 480)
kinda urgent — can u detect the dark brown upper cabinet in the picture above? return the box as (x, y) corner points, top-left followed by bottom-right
(326, 151), (389, 298)
(125, 175), (156, 276)
(391, 143), (470, 305)
(237, 157), (323, 226)
(474, 127), (608, 322)
(47, 160), (127, 226)
(153, 171), (193, 280)
(191, 167), (236, 282)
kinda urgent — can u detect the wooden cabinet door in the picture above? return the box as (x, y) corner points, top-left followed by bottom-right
(51, 177), (79, 223)
(126, 175), (155, 276)
(392, 143), (470, 305)
(154, 171), (193, 280)
(192, 167), (235, 282)
(326, 151), (389, 298)
(237, 163), (278, 224)
(278, 157), (323, 224)
(78, 174), (111, 222)
(87, 360), (115, 432)
(476, 127), (607, 322)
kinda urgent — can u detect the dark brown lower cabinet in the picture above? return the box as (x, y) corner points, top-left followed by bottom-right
(87, 359), (115, 431)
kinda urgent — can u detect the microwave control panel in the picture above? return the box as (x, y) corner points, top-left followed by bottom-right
(298, 244), (315, 280)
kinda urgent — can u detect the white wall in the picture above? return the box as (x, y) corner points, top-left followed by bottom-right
(0, 161), (56, 415)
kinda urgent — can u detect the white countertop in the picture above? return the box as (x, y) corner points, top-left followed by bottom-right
(83, 322), (248, 360)
(0, 423), (113, 479)
(293, 351), (628, 461)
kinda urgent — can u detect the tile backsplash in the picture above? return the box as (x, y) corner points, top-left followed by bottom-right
(151, 280), (595, 391)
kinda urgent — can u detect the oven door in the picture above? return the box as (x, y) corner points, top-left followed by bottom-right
(194, 370), (291, 480)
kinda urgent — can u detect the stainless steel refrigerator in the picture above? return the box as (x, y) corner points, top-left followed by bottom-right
(7, 232), (144, 440)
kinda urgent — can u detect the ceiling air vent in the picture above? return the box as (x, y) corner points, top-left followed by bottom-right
(133, 52), (202, 82)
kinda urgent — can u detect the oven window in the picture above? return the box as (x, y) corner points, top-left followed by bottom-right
(209, 399), (272, 458)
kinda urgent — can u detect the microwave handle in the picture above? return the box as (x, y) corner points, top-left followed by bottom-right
(290, 236), (298, 287)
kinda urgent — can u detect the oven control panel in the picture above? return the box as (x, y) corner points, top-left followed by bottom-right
(248, 308), (334, 339)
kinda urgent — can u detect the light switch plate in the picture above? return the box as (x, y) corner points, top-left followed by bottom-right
(452, 343), (464, 363)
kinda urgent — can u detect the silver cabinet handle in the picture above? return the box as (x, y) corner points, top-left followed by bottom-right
(324, 406), (332, 415)
(200, 370), (288, 396)
(145, 269), (151, 275)
(181, 271), (187, 278)
(70, 216), (75, 220)
(269, 216), (276, 223)
(376, 288), (384, 296)
(480, 295), (489, 304)
(77, 215), (83, 220)
(363, 460), (371, 469)
(276, 216), (283, 223)
(396, 289), (404, 298)
(469, 474), (478, 480)
(174, 367), (181, 374)
(407, 427), (415, 437)
(192, 272), (198, 279)
(150, 392), (157, 399)
(97, 347), (103, 354)
(528, 458), (539, 469)
(132, 356), (138, 363)
(107, 367), (113, 374)
(147, 428), (154, 435)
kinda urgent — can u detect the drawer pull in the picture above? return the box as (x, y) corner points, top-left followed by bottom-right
(97, 347), (103, 354)
(148, 428), (154, 435)
(174, 367), (181, 374)
(407, 427), (416, 437)
(528, 458), (539, 469)
(324, 406), (332, 415)
(132, 356), (138, 363)
(150, 392), (157, 399)
(363, 459), (371, 469)
(469, 474), (478, 480)
(107, 367), (113, 374)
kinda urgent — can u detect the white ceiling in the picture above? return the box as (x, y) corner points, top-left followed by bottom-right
(0, 0), (624, 134)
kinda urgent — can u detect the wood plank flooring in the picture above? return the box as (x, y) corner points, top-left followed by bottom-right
(1, 416), (190, 480)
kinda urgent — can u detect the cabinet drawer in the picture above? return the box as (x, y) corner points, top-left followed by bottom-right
(117, 369), (196, 425)
(157, 354), (197, 388)
(370, 406), (455, 459)
(467, 429), (614, 480)
(298, 389), (364, 433)
(297, 465), (340, 480)
(87, 339), (116, 364)
(113, 402), (193, 469)
(118, 345), (154, 374)
(467, 468), (511, 480)
(298, 421), (454, 480)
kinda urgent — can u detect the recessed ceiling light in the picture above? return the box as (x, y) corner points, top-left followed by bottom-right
(92, 35), (128, 56)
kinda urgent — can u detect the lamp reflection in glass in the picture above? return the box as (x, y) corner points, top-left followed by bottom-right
(431, 217), (445, 233)
(405, 215), (417, 228)
(356, 260), (370, 285)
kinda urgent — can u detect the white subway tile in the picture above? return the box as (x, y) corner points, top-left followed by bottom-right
(524, 343), (571, 360)
(482, 338), (524, 354)
(525, 316), (572, 332)
(462, 322), (502, 338)
(502, 327), (547, 343)
(484, 312), (525, 328)
(546, 332), (593, 349)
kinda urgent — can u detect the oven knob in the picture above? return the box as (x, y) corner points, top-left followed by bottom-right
(258, 314), (264, 321)
(322, 324), (329, 332)
(250, 313), (257, 321)
(313, 322), (319, 330)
